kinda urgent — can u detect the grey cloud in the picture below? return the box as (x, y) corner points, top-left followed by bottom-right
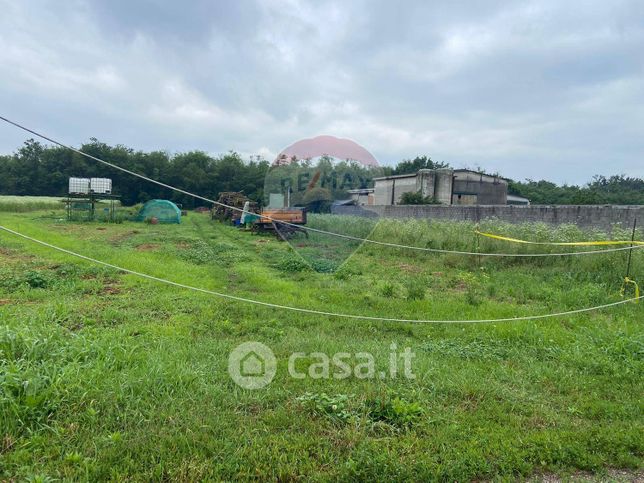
(0, 0), (642, 183)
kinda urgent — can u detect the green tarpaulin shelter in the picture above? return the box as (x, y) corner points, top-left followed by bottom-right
(135, 200), (181, 224)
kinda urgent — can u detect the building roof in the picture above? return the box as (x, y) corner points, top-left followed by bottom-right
(373, 168), (510, 182)
(332, 199), (356, 206)
(507, 194), (530, 203)
(453, 169), (510, 182)
(373, 172), (419, 181)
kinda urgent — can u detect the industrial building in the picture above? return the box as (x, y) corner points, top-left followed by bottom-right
(354, 169), (510, 206)
(346, 188), (375, 206)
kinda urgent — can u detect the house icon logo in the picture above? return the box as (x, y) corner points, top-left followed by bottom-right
(240, 350), (265, 376)
(228, 342), (276, 389)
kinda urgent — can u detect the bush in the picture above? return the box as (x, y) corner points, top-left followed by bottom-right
(399, 192), (439, 205)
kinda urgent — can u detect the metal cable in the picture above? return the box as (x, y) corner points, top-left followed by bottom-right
(1, 225), (640, 324)
(1, 115), (642, 258)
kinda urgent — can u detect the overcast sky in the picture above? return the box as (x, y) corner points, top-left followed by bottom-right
(1, 0), (642, 184)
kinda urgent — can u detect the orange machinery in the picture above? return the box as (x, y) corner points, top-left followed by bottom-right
(257, 208), (306, 225)
(252, 208), (308, 239)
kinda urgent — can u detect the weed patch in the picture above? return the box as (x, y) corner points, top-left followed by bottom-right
(365, 395), (425, 428)
(296, 393), (355, 424)
(275, 255), (311, 273)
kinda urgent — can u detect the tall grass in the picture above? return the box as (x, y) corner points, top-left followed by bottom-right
(0, 196), (123, 218)
(0, 196), (64, 212)
(308, 214), (643, 252)
(308, 214), (643, 283)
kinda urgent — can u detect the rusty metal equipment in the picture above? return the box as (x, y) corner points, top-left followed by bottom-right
(252, 208), (308, 240)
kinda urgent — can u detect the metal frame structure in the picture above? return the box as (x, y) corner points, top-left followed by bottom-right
(63, 193), (120, 221)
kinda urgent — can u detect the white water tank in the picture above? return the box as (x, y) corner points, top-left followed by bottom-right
(69, 177), (90, 195)
(90, 178), (112, 194)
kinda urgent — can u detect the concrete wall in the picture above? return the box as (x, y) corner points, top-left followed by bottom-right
(374, 169), (455, 205)
(331, 204), (644, 230)
(373, 175), (419, 205)
(452, 171), (507, 205)
(393, 177), (417, 204)
(349, 192), (371, 205)
(434, 169), (453, 204)
(374, 169), (505, 206)
(417, 170), (435, 199)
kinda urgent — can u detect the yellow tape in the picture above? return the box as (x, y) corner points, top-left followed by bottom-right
(621, 277), (640, 302)
(475, 231), (644, 246)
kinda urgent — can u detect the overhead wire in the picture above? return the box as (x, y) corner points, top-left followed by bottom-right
(0, 225), (641, 323)
(1, 115), (642, 258)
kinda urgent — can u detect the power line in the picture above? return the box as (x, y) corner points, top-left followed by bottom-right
(1, 115), (642, 258)
(0, 224), (641, 324)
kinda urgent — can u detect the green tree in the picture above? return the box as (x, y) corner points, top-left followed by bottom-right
(1, 140), (641, 207)
(393, 155), (450, 175)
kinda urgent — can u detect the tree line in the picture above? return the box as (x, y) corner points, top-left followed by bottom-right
(0, 139), (268, 207)
(0, 140), (641, 206)
(508, 176), (644, 205)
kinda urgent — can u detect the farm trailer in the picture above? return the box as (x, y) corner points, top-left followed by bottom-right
(251, 208), (308, 240)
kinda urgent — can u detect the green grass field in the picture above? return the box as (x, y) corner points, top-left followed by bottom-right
(0, 210), (642, 481)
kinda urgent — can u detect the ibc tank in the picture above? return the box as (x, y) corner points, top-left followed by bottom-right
(69, 177), (90, 195)
(90, 178), (112, 194)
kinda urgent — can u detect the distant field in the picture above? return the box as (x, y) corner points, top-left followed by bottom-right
(0, 211), (642, 481)
(0, 195), (64, 212)
(0, 195), (123, 213)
